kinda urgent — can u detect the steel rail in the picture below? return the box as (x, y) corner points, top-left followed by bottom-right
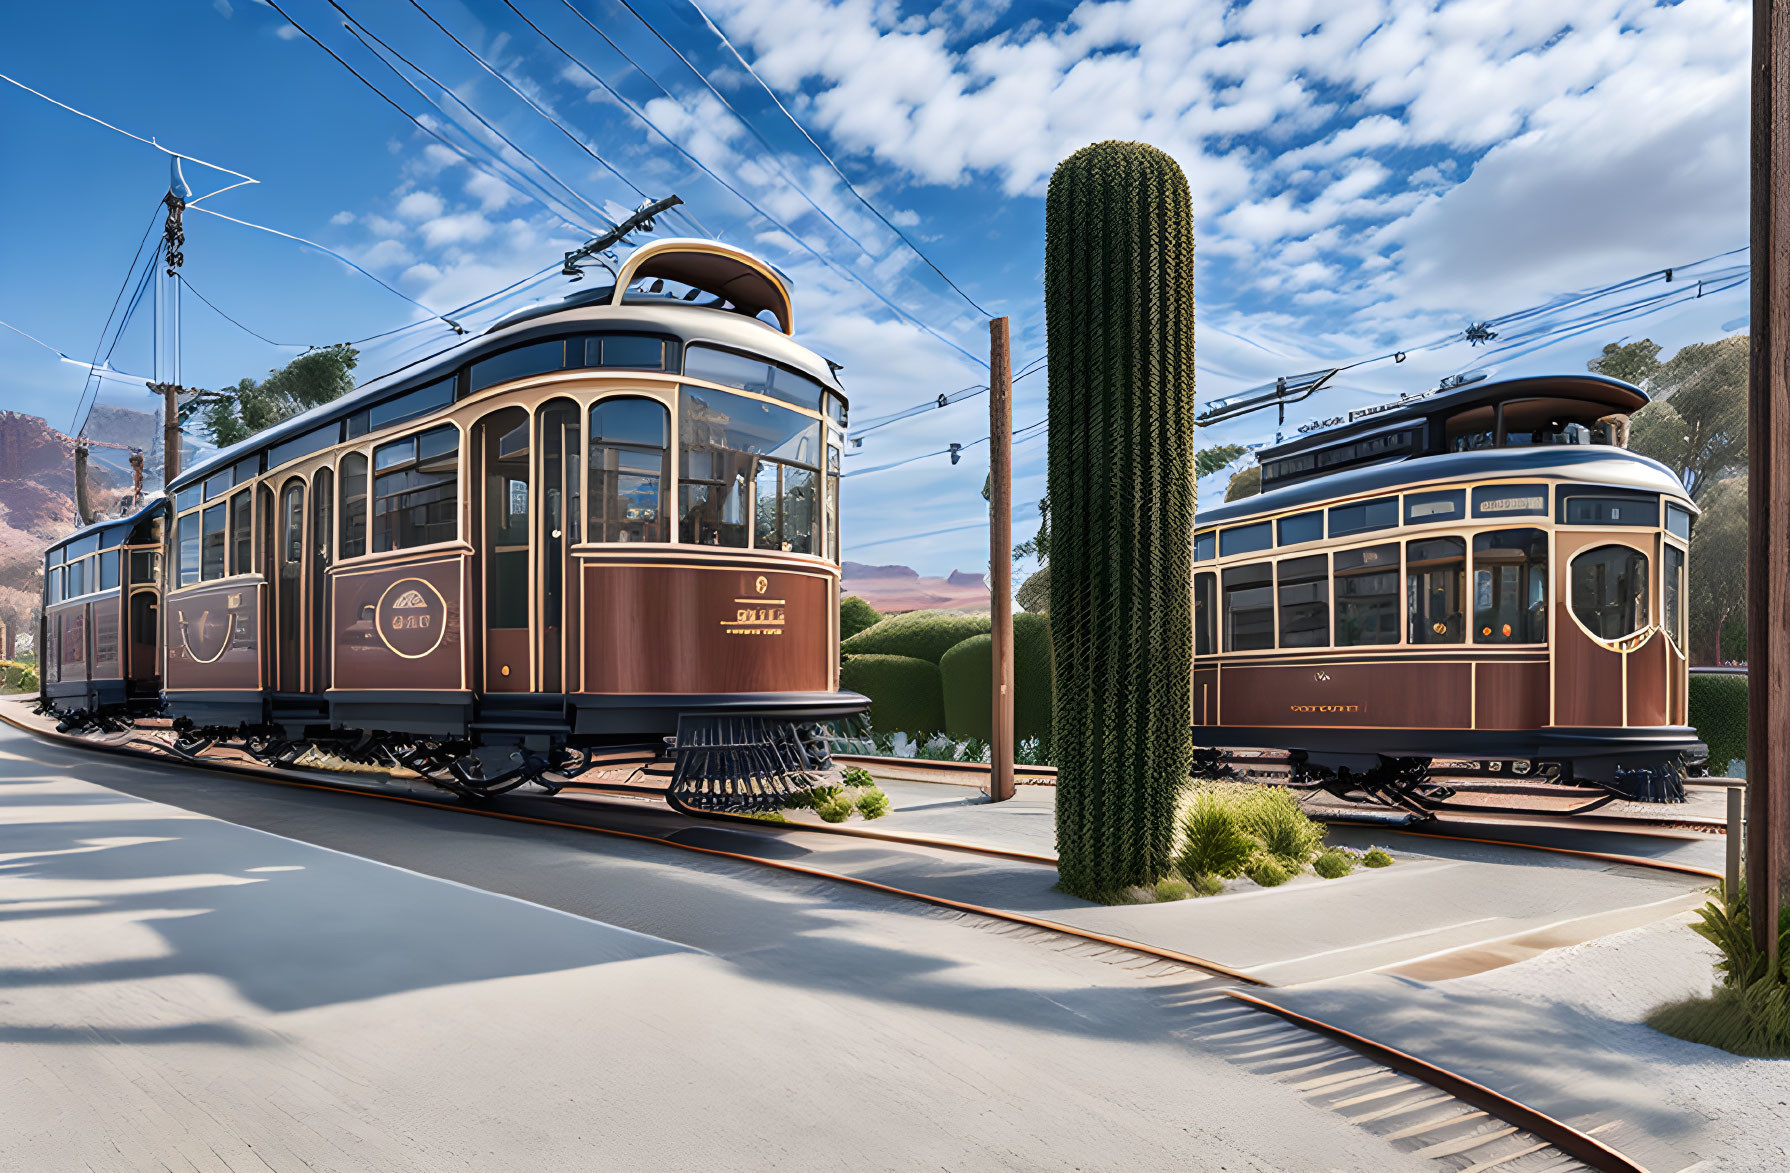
(1226, 991), (1654, 1173)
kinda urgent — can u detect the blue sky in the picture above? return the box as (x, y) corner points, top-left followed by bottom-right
(0, 0), (1753, 580)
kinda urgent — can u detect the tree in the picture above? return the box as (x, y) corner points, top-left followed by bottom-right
(1591, 334), (1747, 499)
(1013, 495), (1050, 564)
(199, 344), (360, 448)
(1196, 443), (1248, 479)
(1225, 465), (1261, 501)
(1045, 141), (1195, 899)
(1689, 474), (1748, 665)
(1588, 338), (1663, 386)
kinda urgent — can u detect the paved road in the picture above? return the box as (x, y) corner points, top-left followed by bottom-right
(0, 724), (1433, 1173)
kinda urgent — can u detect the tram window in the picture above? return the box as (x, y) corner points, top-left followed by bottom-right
(589, 397), (670, 543)
(1277, 511), (1324, 547)
(372, 425), (460, 552)
(232, 455), (260, 486)
(67, 558), (88, 597)
(1328, 496), (1397, 538)
(469, 339), (565, 392)
(176, 512), (200, 587)
(130, 550), (157, 585)
(584, 334), (674, 371)
(67, 533), (100, 560)
(1195, 572), (1216, 656)
(755, 461), (817, 553)
(1193, 531), (1216, 562)
(1406, 536), (1465, 644)
(1220, 522), (1272, 557)
(267, 423), (343, 471)
(204, 471), (232, 501)
(1664, 544), (1685, 649)
(1666, 502), (1692, 540)
(1472, 485), (1548, 518)
(1222, 563), (1275, 652)
(98, 550), (119, 591)
(229, 491), (253, 576)
(174, 485), (202, 513)
(45, 565), (62, 605)
(1563, 494), (1659, 528)
(368, 376), (455, 433)
(685, 344), (825, 412)
(198, 504), (225, 581)
(1473, 529), (1547, 644)
(1333, 543), (1399, 645)
(339, 452), (368, 559)
(679, 386), (820, 547)
(827, 394), (846, 428)
(825, 445), (841, 562)
(1404, 489), (1464, 526)
(1277, 554), (1329, 648)
(1569, 544), (1650, 641)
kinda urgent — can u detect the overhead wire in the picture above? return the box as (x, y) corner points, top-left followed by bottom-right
(68, 200), (165, 429)
(330, 5), (612, 237)
(176, 273), (311, 349)
(480, 0), (983, 366)
(678, 0), (994, 318)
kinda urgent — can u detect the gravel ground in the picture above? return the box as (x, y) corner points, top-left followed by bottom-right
(1441, 912), (1790, 1173)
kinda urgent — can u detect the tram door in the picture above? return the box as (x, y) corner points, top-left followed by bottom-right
(275, 479), (305, 693)
(309, 467), (333, 692)
(538, 399), (580, 695)
(478, 407), (532, 692)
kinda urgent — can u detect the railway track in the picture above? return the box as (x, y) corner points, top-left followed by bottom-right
(0, 706), (1692, 1172)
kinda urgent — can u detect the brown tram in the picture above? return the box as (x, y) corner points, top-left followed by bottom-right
(39, 239), (867, 809)
(1192, 372), (1705, 816)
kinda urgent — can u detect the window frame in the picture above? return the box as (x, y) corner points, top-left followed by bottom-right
(587, 394), (672, 545)
(370, 423), (463, 555)
(1566, 542), (1653, 648)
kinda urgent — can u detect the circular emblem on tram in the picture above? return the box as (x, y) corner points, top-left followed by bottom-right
(755, 575), (769, 595)
(375, 577), (448, 659)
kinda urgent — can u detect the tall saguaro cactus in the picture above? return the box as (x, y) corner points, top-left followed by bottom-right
(1045, 141), (1196, 898)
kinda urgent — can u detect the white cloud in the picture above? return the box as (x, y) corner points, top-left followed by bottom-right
(418, 211), (494, 248)
(464, 170), (518, 212)
(274, 24), (301, 42)
(359, 239), (415, 270)
(395, 190), (445, 221)
(329, 210), (355, 226)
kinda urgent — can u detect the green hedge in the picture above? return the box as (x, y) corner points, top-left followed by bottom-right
(937, 613), (1055, 748)
(842, 609), (991, 665)
(0, 660), (38, 693)
(840, 654), (946, 735)
(1689, 673), (1748, 776)
(840, 596), (882, 640)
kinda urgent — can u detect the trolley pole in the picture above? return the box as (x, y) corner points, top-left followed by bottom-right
(989, 317), (1016, 803)
(1749, 0), (1790, 963)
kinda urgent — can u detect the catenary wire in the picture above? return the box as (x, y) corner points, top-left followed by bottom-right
(679, 0), (993, 318)
(68, 201), (165, 429)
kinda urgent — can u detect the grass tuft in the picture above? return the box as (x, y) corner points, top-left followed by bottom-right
(840, 765), (876, 789)
(815, 795), (856, 823)
(1647, 884), (1790, 1056)
(855, 788), (890, 820)
(1246, 855), (1291, 888)
(1362, 848), (1394, 868)
(1235, 787), (1325, 867)
(1189, 872), (1225, 897)
(1176, 793), (1256, 879)
(1153, 876), (1195, 902)
(1312, 849), (1353, 879)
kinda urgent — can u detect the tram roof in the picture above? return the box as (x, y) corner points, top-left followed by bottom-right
(1196, 443), (1692, 530)
(46, 492), (166, 555)
(167, 284), (844, 496)
(1255, 372), (1649, 465)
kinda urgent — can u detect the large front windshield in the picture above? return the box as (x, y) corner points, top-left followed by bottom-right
(679, 386), (824, 552)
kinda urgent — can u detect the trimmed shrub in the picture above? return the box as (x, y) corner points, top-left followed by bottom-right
(937, 612), (1055, 747)
(855, 788), (890, 820)
(1363, 848), (1394, 869)
(1237, 787), (1325, 867)
(840, 654), (945, 736)
(1313, 849), (1354, 880)
(1016, 565), (1050, 614)
(840, 596), (882, 640)
(1246, 856), (1290, 888)
(842, 610), (990, 665)
(1176, 793), (1255, 879)
(816, 795), (855, 823)
(1689, 672), (1748, 775)
(0, 660), (39, 693)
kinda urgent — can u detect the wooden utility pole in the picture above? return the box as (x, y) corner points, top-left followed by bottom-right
(989, 316), (1016, 803)
(1749, 0), (1790, 960)
(155, 382), (182, 482)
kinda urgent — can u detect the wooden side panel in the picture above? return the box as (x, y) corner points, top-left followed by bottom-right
(581, 561), (830, 694)
(331, 556), (466, 692)
(1473, 660), (1549, 730)
(1216, 660), (1472, 729)
(1193, 665), (1219, 726)
(486, 629), (530, 692)
(1552, 602), (1625, 726)
(1626, 632), (1669, 727)
(165, 583), (262, 691)
(91, 597), (121, 682)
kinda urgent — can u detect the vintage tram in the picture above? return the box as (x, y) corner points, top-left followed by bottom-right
(1192, 371), (1705, 816)
(39, 238), (867, 810)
